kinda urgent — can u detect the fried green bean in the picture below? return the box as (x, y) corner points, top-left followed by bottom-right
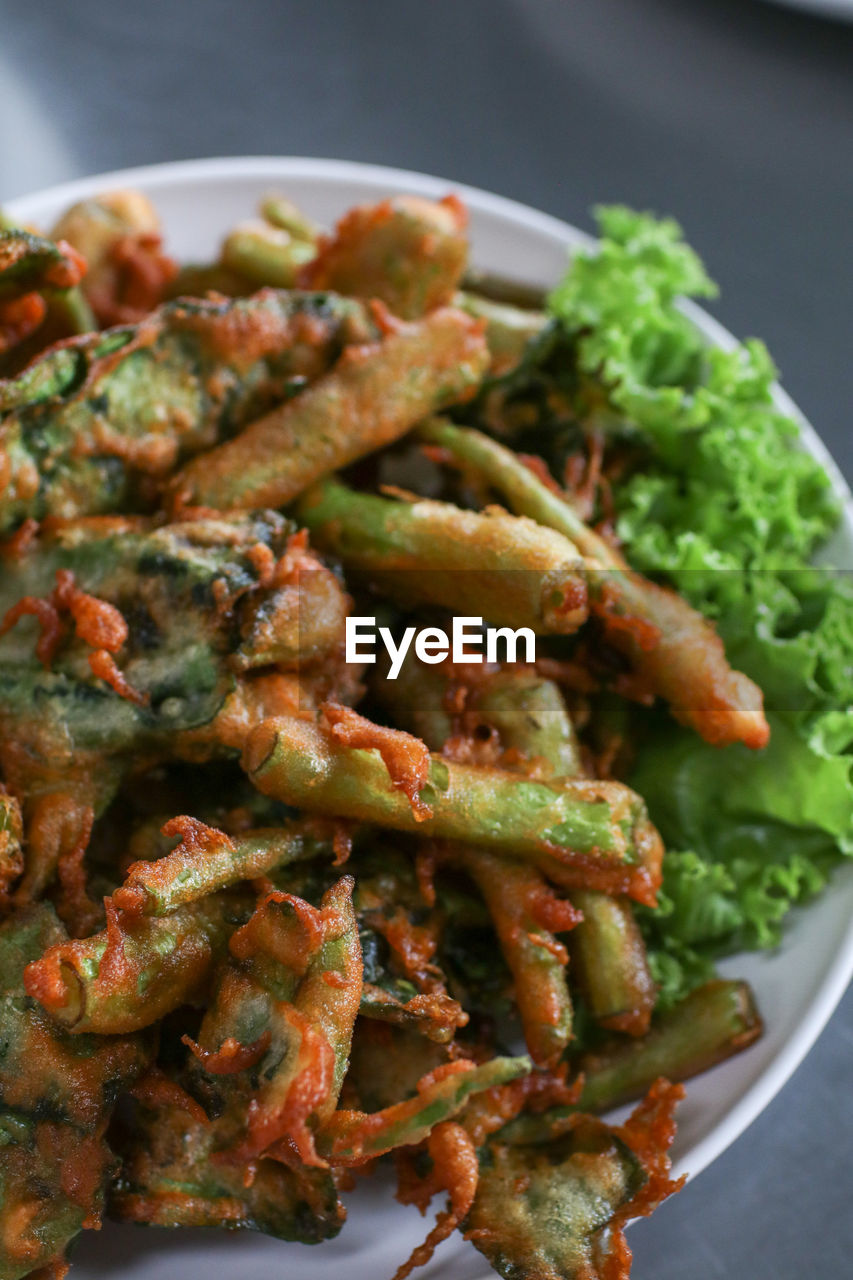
(260, 194), (320, 242)
(221, 220), (317, 288)
(0, 228), (85, 302)
(243, 713), (663, 903)
(171, 305), (489, 511)
(319, 1056), (530, 1165)
(576, 979), (763, 1112)
(113, 818), (336, 915)
(500, 980), (762, 1148)
(418, 419), (770, 749)
(459, 850), (576, 1065)
(190, 877), (361, 1163)
(23, 889), (250, 1033)
(301, 194), (468, 318)
(455, 291), (548, 376)
(0, 289), (372, 532)
(571, 888), (657, 1035)
(0, 905), (148, 1278)
(295, 479), (589, 635)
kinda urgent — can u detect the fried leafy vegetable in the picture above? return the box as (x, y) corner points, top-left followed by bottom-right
(467, 1081), (684, 1280)
(0, 289), (371, 531)
(0, 904), (148, 1277)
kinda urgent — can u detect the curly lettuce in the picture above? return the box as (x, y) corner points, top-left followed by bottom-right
(549, 207), (853, 1009)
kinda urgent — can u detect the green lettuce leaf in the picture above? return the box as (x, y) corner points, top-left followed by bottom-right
(548, 207), (853, 1009)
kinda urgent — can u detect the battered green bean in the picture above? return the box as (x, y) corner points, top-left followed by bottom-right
(460, 849), (575, 1065)
(318, 1056), (530, 1164)
(171, 305), (489, 511)
(571, 888), (657, 1035)
(0, 228), (85, 302)
(260, 195), (320, 242)
(221, 221), (317, 288)
(296, 479), (589, 635)
(113, 818), (336, 915)
(23, 889), (251, 1033)
(418, 419), (769, 749)
(243, 713), (663, 903)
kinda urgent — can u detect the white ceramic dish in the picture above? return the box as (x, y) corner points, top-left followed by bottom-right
(8, 157), (853, 1280)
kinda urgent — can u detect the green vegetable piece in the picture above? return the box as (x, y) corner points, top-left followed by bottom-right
(319, 1055), (531, 1164)
(0, 509), (317, 899)
(221, 220), (316, 287)
(571, 889), (657, 1036)
(113, 819), (336, 916)
(0, 289), (371, 531)
(576, 978), (762, 1113)
(23, 889), (250, 1033)
(0, 228), (84, 302)
(112, 1083), (343, 1241)
(243, 714), (663, 903)
(260, 194), (320, 243)
(302, 194), (468, 318)
(418, 418), (769, 749)
(172, 304), (489, 511)
(461, 849), (574, 1066)
(295, 479), (589, 636)
(455, 290), (548, 377)
(465, 1118), (645, 1280)
(189, 877), (361, 1164)
(0, 904), (147, 1277)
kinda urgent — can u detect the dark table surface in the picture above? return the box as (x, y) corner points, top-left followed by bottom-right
(1, 1), (851, 1275)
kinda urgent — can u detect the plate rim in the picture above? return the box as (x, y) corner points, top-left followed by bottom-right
(6, 153), (853, 1193)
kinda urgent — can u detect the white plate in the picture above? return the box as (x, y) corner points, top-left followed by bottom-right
(8, 157), (853, 1280)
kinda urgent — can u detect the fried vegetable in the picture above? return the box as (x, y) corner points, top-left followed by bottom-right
(0, 229), (92, 372)
(0, 787), (24, 903)
(23, 889), (250, 1033)
(575, 979), (763, 1113)
(113, 817), (336, 915)
(419, 419), (770, 749)
(111, 1083), (344, 1240)
(184, 877), (361, 1166)
(171, 305), (489, 511)
(319, 1056), (531, 1165)
(244, 713), (663, 903)
(0, 229), (85, 302)
(0, 511), (336, 899)
(459, 849), (577, 1065)
(260, 194), (320, 243)
(301, 194), (468, 318)
(0, 905), (147, 1278)
(0, 289), (372, 532)
(50, 190), (177, 326)
(466, 1081), (684, 1280)
(221, 219), (317, 288)
(455, 291), (548, 377)
(295, 479), (589, 635)
(571, 889), (657, 1036)
(466, 1121), (644, 1279)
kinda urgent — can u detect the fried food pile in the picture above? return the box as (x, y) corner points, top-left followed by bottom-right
(0, 189), (766, 1280)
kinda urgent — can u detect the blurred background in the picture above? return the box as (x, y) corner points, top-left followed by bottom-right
(1, 0), (851, 1275)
